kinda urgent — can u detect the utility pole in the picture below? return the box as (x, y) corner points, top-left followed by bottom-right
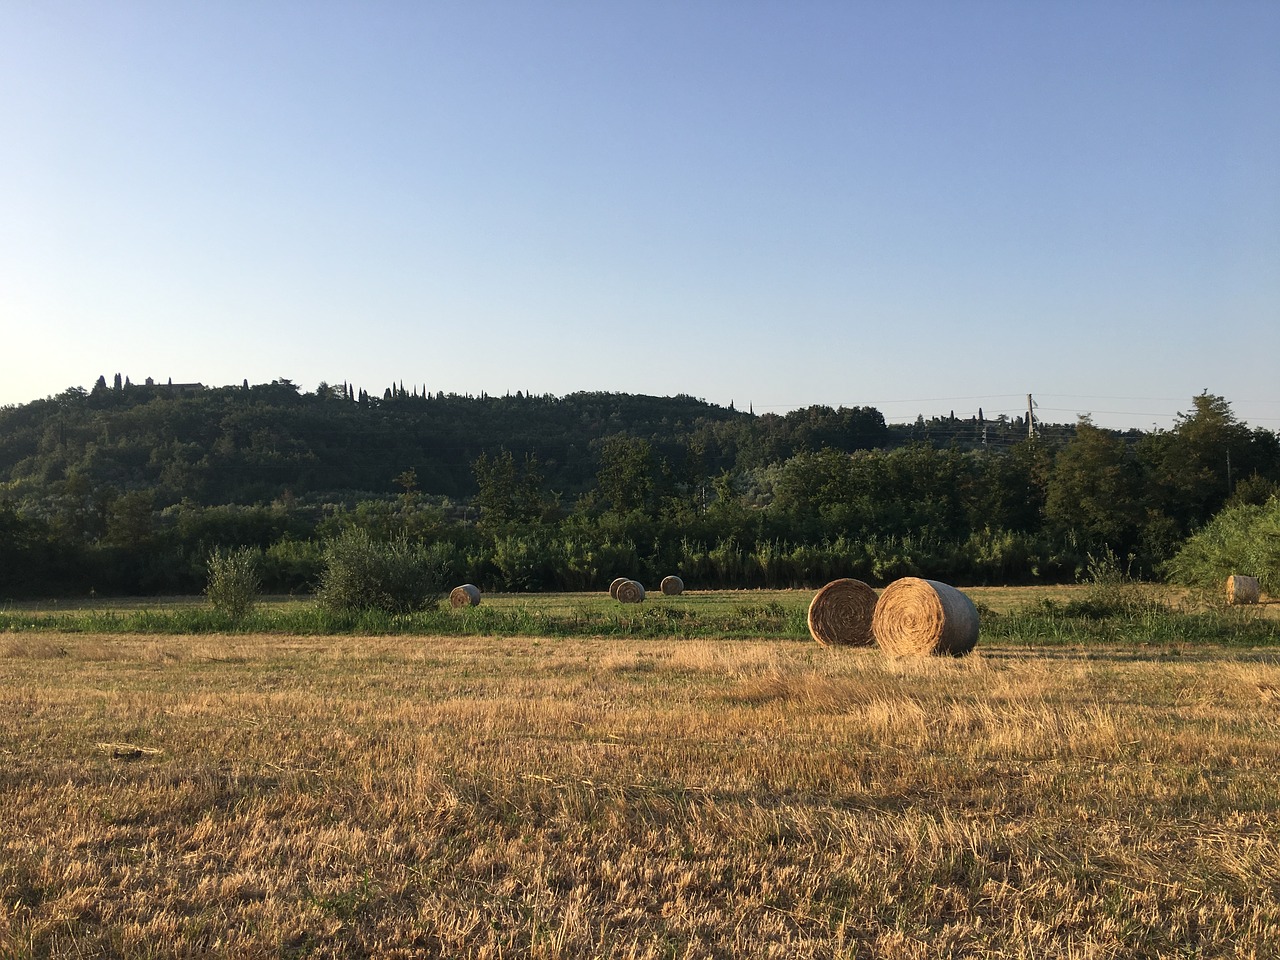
(1026, 394), (1036, 439)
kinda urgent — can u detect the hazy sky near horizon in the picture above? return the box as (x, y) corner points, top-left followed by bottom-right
(2, 1), (1277, 431)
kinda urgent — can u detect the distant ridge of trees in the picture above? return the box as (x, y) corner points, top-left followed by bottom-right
(1, 378), (906, 504)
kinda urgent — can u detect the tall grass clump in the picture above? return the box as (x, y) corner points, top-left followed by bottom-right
(1074, 547), (1157, 616)
(314, 528), (443, 615)
(1037, 547), (1186, 642)
(205, 546), (261, 624)
(1165, 495), (1280, 597)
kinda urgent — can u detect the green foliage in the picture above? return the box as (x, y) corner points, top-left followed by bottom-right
(419, 539), (474, 589)
(1164, 496), (1280, 596)
(3, 387), (1280, 597)
(260, 537), (325, 593)
(595, 435), (655, 514)
(1142, 392), (1261, 540)
(0, 383), (747, 507)
(314, 529), (442, 615)
(205, 547), (262, 622)
(490, 534), (556, 591)
(974, 544), (1279, 647)
(472, 450), (546, 530)
(720, 600), (806, 637)
(552, 536), (639, 592)
(1044, 417), (1142, 551)
(0, 503), (68, 598)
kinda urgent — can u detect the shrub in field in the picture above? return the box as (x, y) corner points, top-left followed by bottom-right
(1165, 496), (1280, 597)
(315, 529), (442, 614)
(205, 547), (261, 623)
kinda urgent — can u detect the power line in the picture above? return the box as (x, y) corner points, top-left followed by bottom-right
(749, 394), (1280, 425)
(1038, 393), (1280, 405)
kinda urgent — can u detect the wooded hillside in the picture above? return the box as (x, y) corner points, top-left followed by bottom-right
(1, 379), (1276, 597)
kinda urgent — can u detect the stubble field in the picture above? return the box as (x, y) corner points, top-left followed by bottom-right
(2, 597), (1279, 958)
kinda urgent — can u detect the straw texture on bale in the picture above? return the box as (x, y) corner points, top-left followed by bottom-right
(609, 577), (630, 599)
(806, 578), (877, 647)
(660, 575), (684, 596)
(871, 577), (980, 657)
(449, 584), (482, 608)
(616, 580), (645, 604)
(1226, 575), (1261, 605)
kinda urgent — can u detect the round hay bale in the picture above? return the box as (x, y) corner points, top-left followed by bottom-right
(660, 575), (684, 596)
(609, 577), (631, 599)
(616, 579), (645, 603)
(806, 578), (877, 647)
(871, 577), (979, 657)
(449, 584), (481, 608)
(1226, 575), (1260, 605)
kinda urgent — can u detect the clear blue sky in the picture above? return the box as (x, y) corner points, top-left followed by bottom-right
(3, 0), (1277, 431)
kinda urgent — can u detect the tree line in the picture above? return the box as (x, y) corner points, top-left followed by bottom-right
(1, 379), (1275, 597)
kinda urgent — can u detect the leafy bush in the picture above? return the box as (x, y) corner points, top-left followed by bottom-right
(205, 547), (262, 623)
(1165, 496), (1280, 596)
(315, 529), (442, 614)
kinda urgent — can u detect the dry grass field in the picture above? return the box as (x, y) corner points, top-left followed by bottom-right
(2, 628), (1279, 958)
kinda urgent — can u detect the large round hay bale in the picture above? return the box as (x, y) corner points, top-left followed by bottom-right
(1226, 575), (1261, 605)
(609, 577), (631, 599)
(871, 577), (979, 657)
(660, 575), (684, 596)
(806, 578), (877, 647)
(616, 580), (645, 603)
(449, 584), (481, 608)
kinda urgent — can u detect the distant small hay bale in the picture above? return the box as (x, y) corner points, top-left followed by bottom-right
(449, 584), (482, 608)
(660, 575), (684, 596)
(872, 577), (980, 658)
(609, 577), (631, 599)
(616, 580), (646, 603)
(1226, 575), (1261, 605)
(807, 578), (877, 647)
